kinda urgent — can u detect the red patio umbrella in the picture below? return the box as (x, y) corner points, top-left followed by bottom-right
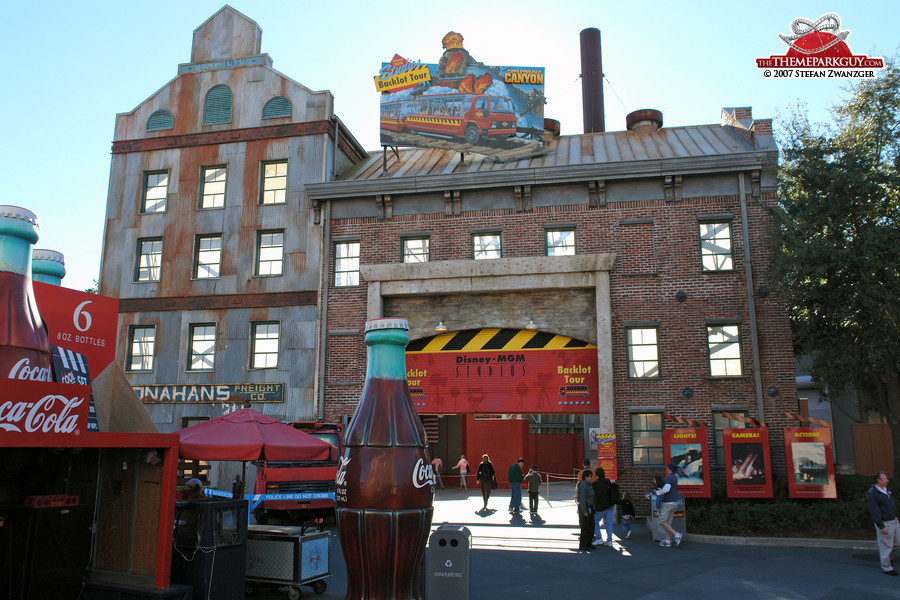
(177, 408), (335, 462)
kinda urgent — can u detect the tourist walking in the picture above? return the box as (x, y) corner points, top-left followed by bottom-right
(654, 462), (683, 548)
(576, 469), (595, 551)
(452, 454), (470, 490)
(591, 466), (616, 546)
(431, 456), (444, 489)
(508, 458), (525, 513)
(867, 471), (900, 575)
(524, 464), (542, 514)
(476, 454), (497, 510)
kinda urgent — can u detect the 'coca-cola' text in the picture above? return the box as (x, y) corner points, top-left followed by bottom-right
(412, 458), (435, 489)
(8, 357), (52, 382)
(0, 394), (84, 433)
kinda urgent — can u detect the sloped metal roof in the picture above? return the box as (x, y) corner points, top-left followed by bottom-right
(342, 124), (757, 181)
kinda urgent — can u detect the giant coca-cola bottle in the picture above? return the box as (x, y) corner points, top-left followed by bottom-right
(0, 206), (52, 381)
(336, 318), (434, 600)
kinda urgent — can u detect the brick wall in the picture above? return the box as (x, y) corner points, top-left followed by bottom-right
(323, 185), (798, 503)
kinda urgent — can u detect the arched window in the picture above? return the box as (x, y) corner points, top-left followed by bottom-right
(263, 96), (292, 119)
(203, 84), (232, 125)
(147, 109), (174, 131)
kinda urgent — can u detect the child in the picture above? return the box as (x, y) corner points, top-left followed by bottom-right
(524, 465), (542, 514)
(619, 491), (635, 539)
(652, 474), (664, 512)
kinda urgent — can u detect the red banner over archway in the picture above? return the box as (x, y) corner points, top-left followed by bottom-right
(405, 328), (598, 414)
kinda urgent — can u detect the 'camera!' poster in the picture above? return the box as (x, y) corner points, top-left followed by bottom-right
(784, 427), (836, 499)
(375, 32), (547, 162)
(723, 428), (773, 498)
(664, 428), (710, 498)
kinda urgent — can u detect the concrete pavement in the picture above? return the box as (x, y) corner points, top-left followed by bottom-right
(249, 484), (898, 599)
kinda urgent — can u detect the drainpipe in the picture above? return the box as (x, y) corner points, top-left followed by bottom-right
(316, 199), (332, 421)
(738, 172), (764, 419)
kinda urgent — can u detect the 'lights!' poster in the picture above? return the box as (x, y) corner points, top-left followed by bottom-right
(784, 427), (836, 499)
(723, 428), (773, 498)
(664, 428), (710, 498)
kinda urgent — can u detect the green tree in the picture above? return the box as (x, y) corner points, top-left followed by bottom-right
(769, 62), (900, 470)
(84, 278), (99, 294)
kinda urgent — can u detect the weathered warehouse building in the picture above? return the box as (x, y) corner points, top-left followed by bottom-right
(99, 7), (365, 486)
(306, 106), (799, 499)
(99, 6), (801, 498)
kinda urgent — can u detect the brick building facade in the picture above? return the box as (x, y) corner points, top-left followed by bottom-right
(307, 108), (798, 503)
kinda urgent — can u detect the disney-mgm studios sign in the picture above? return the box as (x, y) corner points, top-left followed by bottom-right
(134, 383), (284, 404)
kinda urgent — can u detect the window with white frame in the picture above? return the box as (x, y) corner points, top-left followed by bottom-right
(334, 241), (360, 286)
(135, 238), (162, 282)
(195, 234), (222, 279)
(260, 161), (288, 205)
(699, 221), (734, 271)
(707, 324), (743, 376)
(142, 171), (168, 213)
(188, 324), (216, 371)
(250, 322), (279, 369)
(200, 166), (226, 208)
(627, 327), (660, 378)
(127, 325), (156, 372)
(256, 231), (284, 276)
(402, 237), (430, 263)
(546, 228), (576, 256)
(472, 232), (501, 259)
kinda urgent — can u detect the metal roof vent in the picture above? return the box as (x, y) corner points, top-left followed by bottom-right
(626, 109), (663, 134)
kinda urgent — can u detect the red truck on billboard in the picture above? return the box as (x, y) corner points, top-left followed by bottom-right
(394, 93), (517, 145)
(254, 421), (342, 522)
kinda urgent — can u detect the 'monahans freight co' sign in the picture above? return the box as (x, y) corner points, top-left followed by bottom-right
(134, 383), (284, 404)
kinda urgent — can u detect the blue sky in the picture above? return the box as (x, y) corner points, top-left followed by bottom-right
(1, 1), (895, 292)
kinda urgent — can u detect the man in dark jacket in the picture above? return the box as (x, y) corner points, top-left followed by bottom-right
(576, 469), (595, 551)
(508, 458), (525, 513)
(591, 467), (616, 546)
(867, 471), (900, 575)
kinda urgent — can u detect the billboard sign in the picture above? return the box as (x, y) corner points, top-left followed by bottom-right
(377, 32), (547, 161)
(33, 282), (118, 378)
(784, 427), (836, 498)
(723, 428), (773, 498)
(405, 329), (597, 414)
(664, 428), (710, 497)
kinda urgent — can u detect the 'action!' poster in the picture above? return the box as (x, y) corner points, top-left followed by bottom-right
(784, 427), (836, 499)
(723, 428), (773, 498)
(664, 428), (710, 498)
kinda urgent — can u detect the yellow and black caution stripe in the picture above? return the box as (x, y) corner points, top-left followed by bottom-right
(407, 328), (595, 353)
(406, 116), (462, 127)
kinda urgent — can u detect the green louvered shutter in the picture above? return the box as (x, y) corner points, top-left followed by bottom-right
(203, 84), (232, 125)
(263, 96), (292, 119)
(147, 109), (174, 131)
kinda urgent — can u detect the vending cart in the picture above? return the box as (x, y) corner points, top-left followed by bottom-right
(245, 524), (330, 599)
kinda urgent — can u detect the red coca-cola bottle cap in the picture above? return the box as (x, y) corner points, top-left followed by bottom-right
(364, 318), (409, 332)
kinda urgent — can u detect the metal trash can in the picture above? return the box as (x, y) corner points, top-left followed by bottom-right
(427, 524), (471, 600)
(647, 494), (686, 541)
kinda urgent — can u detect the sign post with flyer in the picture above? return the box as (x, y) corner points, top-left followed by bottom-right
(664, 428), (710, 498)
(594, 433), (617, 481)
(723, 428), (773, 498)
